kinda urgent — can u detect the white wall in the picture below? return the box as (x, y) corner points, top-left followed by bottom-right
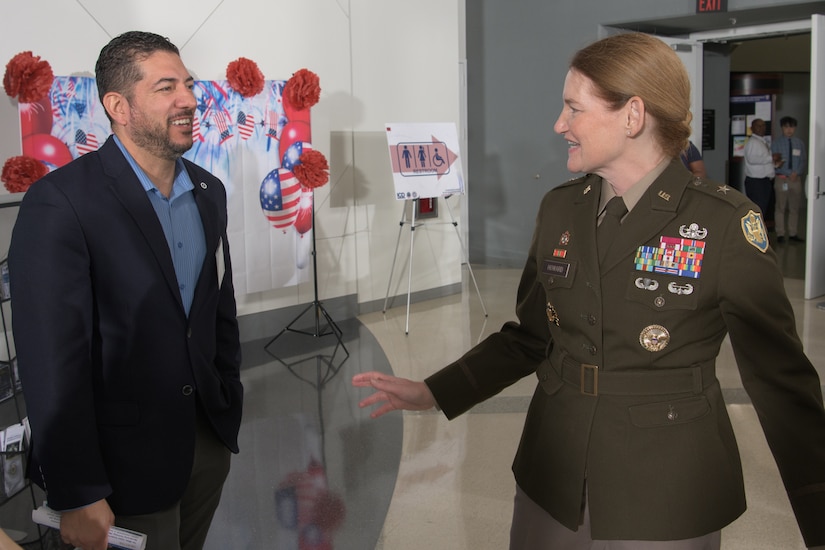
(0, 0), (464, 319)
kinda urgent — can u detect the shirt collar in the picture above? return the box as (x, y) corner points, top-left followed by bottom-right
(112, 134), (193, 199)
(599, 157), (670, 214)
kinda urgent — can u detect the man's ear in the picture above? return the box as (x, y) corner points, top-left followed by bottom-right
(102, 92), (129, 126)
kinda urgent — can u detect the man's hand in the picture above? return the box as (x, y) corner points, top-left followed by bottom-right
(60, 499), (114, 550)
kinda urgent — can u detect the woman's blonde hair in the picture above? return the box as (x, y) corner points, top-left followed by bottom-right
(570, 32), (692, 159)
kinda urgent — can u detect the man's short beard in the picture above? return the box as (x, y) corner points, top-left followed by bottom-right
(133, 129), (192, 161)
(129, 107), (193, 160)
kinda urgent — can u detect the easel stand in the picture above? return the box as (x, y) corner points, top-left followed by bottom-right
(265, 191), (349, 357)
(383, 196), (487, 334)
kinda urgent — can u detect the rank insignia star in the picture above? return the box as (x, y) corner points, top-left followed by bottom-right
(717, 185), (731, 195)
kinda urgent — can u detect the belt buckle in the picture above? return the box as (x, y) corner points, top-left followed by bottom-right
(580, 363), (599, 396)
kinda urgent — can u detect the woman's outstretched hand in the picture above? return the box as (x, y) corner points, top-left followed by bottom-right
(352, 371), (437, 418)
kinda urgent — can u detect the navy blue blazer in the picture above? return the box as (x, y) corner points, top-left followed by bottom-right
(8, 136), (243, 515)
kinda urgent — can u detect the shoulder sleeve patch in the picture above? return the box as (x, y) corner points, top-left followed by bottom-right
(741, 210), (768, 253)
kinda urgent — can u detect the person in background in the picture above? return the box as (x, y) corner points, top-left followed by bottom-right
(353, 33), (825, 550)
(772, 115), (808, 243)
(680, 140), (707, 178)
(8, 31), (243, 550)
(743, 117), (782, 220)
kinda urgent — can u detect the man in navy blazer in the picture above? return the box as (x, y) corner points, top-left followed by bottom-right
(8, 31), (242, 550)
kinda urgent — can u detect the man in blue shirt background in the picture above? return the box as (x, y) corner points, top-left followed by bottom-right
(772, 115), (808, 243)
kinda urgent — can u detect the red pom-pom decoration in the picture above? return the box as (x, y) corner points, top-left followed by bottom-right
(1, 155), (48, 193)
(3, 51), (54, 103)
(283, 68), (321, 111)
(292, 149), (329, 189)
(226, 57), (264, 98)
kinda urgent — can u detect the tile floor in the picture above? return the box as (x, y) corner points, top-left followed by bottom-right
(207, 237), (823, 549)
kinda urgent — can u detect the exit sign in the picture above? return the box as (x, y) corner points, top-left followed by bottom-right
(697, 0), (727, 12)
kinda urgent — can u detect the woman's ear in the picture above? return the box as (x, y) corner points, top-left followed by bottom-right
(626, 97), (645, 137)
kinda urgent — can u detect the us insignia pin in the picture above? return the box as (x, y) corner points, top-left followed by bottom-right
(546, 303), (560, 326)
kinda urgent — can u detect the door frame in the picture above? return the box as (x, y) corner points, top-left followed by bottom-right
(689, 18), (823, 299)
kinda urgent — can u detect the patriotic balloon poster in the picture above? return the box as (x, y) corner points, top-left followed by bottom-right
(385, 122), (465, 200)
(17, 76), (314, 295)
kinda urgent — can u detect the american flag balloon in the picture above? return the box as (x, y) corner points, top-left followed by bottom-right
(282, 140), (312, 172)
(75, 129), (99, 155)
(260, 168), (301, 231)
(237, 111), (255, 141)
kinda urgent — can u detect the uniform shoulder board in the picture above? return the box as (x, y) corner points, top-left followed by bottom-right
(686, 176), (750, 209)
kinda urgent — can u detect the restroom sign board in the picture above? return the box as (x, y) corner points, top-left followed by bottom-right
(386, 122), (465, 200)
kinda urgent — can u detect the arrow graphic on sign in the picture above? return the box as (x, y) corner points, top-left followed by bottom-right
(389, 135), (458, 179)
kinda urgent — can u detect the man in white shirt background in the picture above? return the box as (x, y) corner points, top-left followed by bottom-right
(743, 118), (782, 228)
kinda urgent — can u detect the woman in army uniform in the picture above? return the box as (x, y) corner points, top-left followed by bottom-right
(353, 33), (825, 550)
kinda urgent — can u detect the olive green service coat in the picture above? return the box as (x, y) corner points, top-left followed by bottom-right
(425, 159), (825, 545)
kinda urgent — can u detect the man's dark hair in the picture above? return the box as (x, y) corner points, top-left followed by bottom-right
(95, 31), (180, 111)
(780, 116), (798, 128)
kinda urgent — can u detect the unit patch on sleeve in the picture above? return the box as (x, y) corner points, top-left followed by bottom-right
(741, 210), (768, 253)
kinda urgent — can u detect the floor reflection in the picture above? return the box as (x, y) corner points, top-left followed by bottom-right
(205, 319), (402, 550)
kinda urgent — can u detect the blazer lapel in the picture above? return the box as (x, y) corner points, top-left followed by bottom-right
(98, 137), (184, 311)
(600, 160), (690, 273)
(186, 163), (222, 302)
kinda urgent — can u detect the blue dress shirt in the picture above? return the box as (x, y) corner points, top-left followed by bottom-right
(113, 136), (206, 316)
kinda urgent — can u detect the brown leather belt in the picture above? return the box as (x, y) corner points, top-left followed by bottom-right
(550, 348), (717, 397)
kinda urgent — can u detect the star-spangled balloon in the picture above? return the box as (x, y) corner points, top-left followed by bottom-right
(260, 168), (301, 231)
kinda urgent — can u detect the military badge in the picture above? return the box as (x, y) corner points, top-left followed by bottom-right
(640, 324), (670, 352)
(559, 231), (571, 246)
(668, 282), (694, 295)
(679, 223), (708, 239)
(553, 249), (567, 258)
(741, 210), (768, 253)
(634, 277), (659, 291)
